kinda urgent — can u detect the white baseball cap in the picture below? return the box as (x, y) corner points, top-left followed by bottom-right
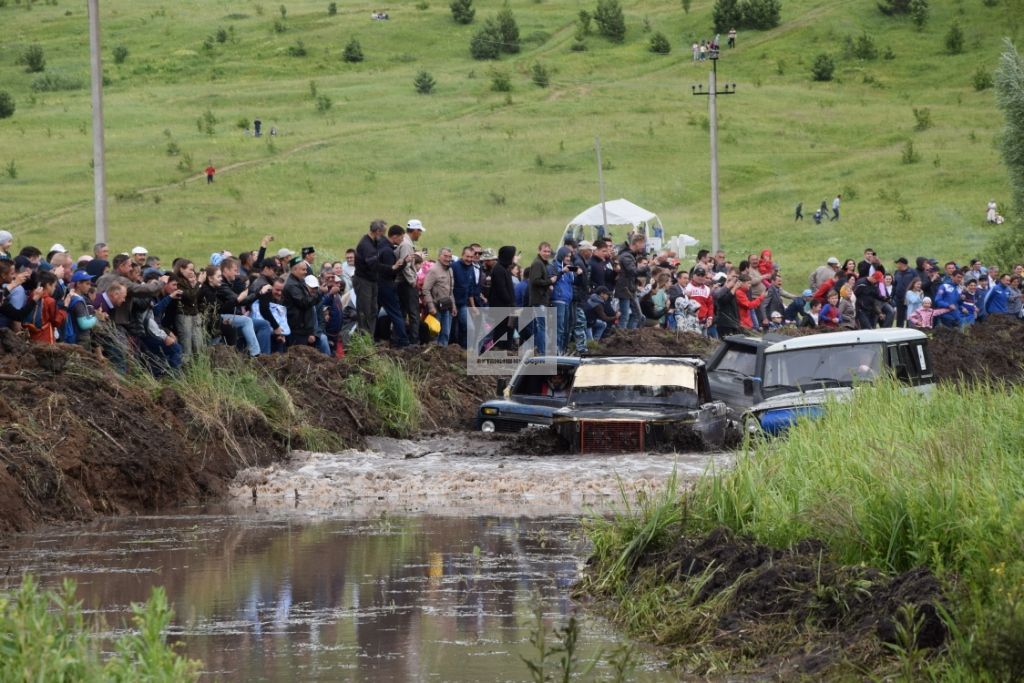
(0, 230), (14, 246)
(276, 247), (295, 259)
(303, 274), (319, 288)
(826, 257), (840, 266)
(407, 219), (425, 232)
(49, 243), (68, 253)
(131, 246), (148, 255)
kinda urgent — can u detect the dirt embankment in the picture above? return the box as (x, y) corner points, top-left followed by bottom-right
(0, 335), (491, 536)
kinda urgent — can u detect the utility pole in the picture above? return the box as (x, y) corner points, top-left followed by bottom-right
(594, 136), (608, 233)
(88, 0), (108, 245)
(691, 47), (736, 255)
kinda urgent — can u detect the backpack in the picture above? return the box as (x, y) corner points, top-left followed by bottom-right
(62, 294), (84, 345)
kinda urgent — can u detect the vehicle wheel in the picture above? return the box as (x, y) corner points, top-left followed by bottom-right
(742, 414), (763, 438)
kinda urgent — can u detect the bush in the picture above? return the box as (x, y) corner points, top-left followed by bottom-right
(877, 0), (911, 14)
(19, 44), (46, 73)
(272, 18), (286, 33)
(912, 106), (932, 131)
(810, 53), (834, 81)
(594, 0), (626, 43)
(974, 66), (994, 91)
(849, 32), (878, 60)
(570, 39), (587, 52)
(490, 69), (512, 92)
(682, 0), (692, 13)
(315, 94), (332, 112)
(496, 7), (520, 54)
(578, 9), (592, 35)
(450, 0), (474, 24)
(0, 91), (14, 119)
(714, 0), (781, 33)
(648, 31), (671, 54)
(30, 71), (84, 92)
(946, 22), (964, 55)
(328, 1), (337, 15)
(343, 38), (364, 63)
(901, 138), (920, 163)
(470, 19), (501, 60)
(713, 0), (742, 33)
(530, 62), (549, 87)
(414, 70), (436, 94)
(216, 27), (229, 43)
(287, 40), (307, 57)
(112, 44), (129, 64)
(910, 0), (928, 28)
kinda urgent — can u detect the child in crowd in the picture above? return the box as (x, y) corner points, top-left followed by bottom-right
(820, 291), (841, 328)
(25, 271), (69, 344)
(905, 278), (925, 321)
(909, 297), (936, 329)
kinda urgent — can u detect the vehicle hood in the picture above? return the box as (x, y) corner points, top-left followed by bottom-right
(552, 406), (701, 421)
(478, 399), (562, 417)
(752, 386), (853, 413)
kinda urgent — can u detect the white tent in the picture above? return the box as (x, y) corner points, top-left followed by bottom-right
(565, 198), (663, 235)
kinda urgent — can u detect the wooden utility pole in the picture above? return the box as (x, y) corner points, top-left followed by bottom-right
(594, 137), (608, 232)
(88, 0), (108, 244)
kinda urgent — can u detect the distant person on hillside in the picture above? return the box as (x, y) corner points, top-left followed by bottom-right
(728, 28), (737, 48)
(253, 119), (262, 137)
(986, 199), (1004, 224)
(831, 194), (841, 221)
(205, 164), (216, 184)
(794, 202), (803, 221)
(692, 42), (699, 61)
(819, 199), (830, 220)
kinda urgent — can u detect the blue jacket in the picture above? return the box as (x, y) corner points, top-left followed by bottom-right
(933, 282), (962, 324)
(452, 259), (479, 308)
(552, 270), (574, 304)
(514, 279), (529, 307)
(984, 282), (1010, 314)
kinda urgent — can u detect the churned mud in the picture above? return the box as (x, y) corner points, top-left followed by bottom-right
(231, 433), (732, 517)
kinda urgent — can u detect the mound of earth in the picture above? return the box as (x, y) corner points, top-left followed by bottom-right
(616, 526), (946, 677)
(593, 327), (719, 357)
(930, 316), (1024, 384)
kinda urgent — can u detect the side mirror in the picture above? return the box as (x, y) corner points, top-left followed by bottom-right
(742, 378), (755, 396)
(496, 379), (508, 397)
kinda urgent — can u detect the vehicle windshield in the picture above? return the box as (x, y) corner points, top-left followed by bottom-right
(763, 343), (884, 393)
(570, 362), (700, 409)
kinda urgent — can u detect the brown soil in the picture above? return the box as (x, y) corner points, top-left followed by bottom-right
(594, 327), (719, 357)
(929, 315), (1024, 384)
(624, 527), (947, 677)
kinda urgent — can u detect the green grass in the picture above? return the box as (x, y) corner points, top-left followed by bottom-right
(585, 380), (1024, 678)
(0, 575), (199, 682)
(0, 0), (1016, 276)
(343, 333), (421, 436)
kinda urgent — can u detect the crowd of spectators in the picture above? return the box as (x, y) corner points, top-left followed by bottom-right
(0, 223), (1021, 375)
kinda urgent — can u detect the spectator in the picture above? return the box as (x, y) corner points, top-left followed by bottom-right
(713, 273), (742, 337)
(735, 274), (764, 330)
(909, 297), (936, 329)
(892, 258), (916, 327)
(282, 258), (320, 351)
(452, 246), (480, 349)
(586, 286), (616, 340)
(422, 247), (456, 347)
(376, 225), (410, 348)
(820, 291), (841, 328)
(354, 220), (387, 335)
(528, 242), (556, 354)
(397, 219), (426, 346)
(614, 235), (649, 330)
(933, 270), (964, 328)
(25, 271), (69, 344)
(905, 279), (925, 322)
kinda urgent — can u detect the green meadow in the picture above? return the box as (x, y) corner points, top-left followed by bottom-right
(0, 0), (1017, 275)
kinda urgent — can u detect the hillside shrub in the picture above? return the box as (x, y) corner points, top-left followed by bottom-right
(496, 7), (520, 54)
(414, 70), (436, 94)
(18, 44), (46, 73)
(847, 32), (878, 60)
(901, 138), (920, 164)
(973, 66), (994, 91)
(571, 38), (588, 52)
(272, 18), (286, 33)
(578, 9), (592, 34)
(216, 27), (229, 43)
(877, 0), (911, 15)
(995, 39), (1024, 226)
(490, 69), (512, 92)
(682, 0), (692, 13)
(946, 22), (964, 55)
(450, 0), (474, 25)
(531, 62), (550, 87)
(0, 91), (14, 119)
(287, 40), (307, 57)
(648, 31), (671, 54)
(912, 106), (932, 131)
(112, 45), (129, 64)
(910, 0), (928, 28)
(343, 38), (364, 62)
(30, 71), (84, 92)
(315, 94), (332, 112)
(594, 0), (626, 43)
(470, 19), (501, 59)
(810, 53), (834, 81)
(328, 2), (337, 15)
(713, 0), (781, 33)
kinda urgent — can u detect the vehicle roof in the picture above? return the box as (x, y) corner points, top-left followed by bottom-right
(580, 355), (705, 367)
(721, 334), (788, 349)
(764, 329), (927, 353)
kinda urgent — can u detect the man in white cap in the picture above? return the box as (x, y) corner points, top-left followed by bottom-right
(276, 246), (295, 262)
(809, 256), (841, 292)
(131, 246), (148, 268)
(396, 219), (425, 344)
(49, 243), (67, 256)
(0, 230), (13, 261)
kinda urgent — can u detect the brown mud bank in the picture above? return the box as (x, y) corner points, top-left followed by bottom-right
(0, 334), (489, 535)
(581, 526), (947, 678)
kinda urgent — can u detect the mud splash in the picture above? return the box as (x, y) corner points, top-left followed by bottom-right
(232, 434), (732, 517)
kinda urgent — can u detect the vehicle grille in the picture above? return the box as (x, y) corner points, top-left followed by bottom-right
(578, 421), (645, 454)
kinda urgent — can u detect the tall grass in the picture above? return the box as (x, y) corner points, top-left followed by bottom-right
(343, 333), (421, 437)
(0, 576), (199, 681)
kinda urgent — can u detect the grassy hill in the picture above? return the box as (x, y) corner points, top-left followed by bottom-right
(0, 0), (1018, 276)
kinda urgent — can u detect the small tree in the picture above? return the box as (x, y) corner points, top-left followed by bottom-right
(973, 66), (994, 91)
(594, 0), (626, 43)
(216, 27), (229, 43)
(470, 19), (501, 59)
(740, 0), (781, 30)
(112, 45), (129, 64)
(682, 0), (692, 13)
(649, 32), (671, 54)
(811, 53), (835, 81)
(877, 0), (911, 15)
(0, 91), (14, 119)
(450, 0), (474, 25)
(912, 107), (932, 131)
(496, 7), (520, 54)
(490, 69), (512, 92)
(328, 2), (337, 15)
(20, 44), (46, 73)
(910, 0), (928, 29)
(414, 70), (436, 94)
(343, 38), (364, 63)
(578, 9), (592, 34)
(713, 0), (742, 33)
(850, 32), (878, 60)
(315, 94), (332, 112)
(531, 62), (549, 87)
(945, 22), (964, 55)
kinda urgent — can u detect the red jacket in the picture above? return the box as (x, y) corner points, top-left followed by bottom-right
(26, 295), (67, 344)
(735, 287), (764, 329)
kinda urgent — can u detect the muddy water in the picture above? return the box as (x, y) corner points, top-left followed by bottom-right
(2, 438), (727, 681)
